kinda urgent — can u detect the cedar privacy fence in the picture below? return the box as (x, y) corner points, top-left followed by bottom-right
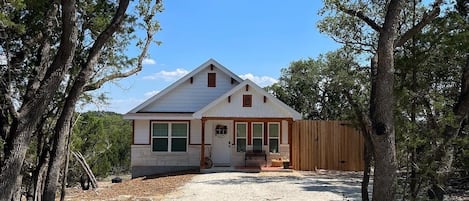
(291, 120), (364, 171)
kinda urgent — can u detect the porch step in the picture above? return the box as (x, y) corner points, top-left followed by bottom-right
(200, 166), (293, 173)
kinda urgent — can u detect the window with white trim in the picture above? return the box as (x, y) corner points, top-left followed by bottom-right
(268, 123), (280, 153)
(252, 123), (263, 152)
(151, 122), (188, 152)
(236, 123), (247, 152)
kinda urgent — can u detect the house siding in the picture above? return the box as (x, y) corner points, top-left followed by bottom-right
(189, 119), (213, 145)
(203, 87), (292, 118)
(134, 120), (150, 144)
(141, 67), (238, 112)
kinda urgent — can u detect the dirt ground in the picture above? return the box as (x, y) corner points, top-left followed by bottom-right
(63, 173), (196, 201)
(63, 170), (467, 201)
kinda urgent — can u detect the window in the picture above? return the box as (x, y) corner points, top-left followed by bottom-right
(268, 123), (280, 153)
(236, 123), (247, 152)
(208, 73), (216, 87)
(151, 122), (188, 152)
(243, 95), (252, 107)
(252, 123), (263, 152)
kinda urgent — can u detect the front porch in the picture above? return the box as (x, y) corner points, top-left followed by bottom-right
(198, 117), (293, 169)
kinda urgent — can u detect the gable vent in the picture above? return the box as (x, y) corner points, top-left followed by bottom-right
(208, 73), (216, 87)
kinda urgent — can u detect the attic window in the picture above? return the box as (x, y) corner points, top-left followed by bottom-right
(243, 95), (252, 107)
(208, 73), (216, 87)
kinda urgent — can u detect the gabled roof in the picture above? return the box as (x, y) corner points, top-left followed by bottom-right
(127, 59), (244, 113)
(193, 79), (302, 120)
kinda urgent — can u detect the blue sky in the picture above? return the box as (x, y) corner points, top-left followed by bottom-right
(84, 0), (340, 114)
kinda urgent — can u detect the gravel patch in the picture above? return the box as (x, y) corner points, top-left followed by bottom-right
(163, 170), (366, 201)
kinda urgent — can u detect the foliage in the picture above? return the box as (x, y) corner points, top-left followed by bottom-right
(393, 3), (469, 198)
(267, 49), (369, 120)
(0, 0), (162, 200)
(309, 0), (467, 199)
(70, 111), (131, 179)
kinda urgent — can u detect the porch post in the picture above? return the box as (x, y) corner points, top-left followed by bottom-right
(200, 118), (206, 169)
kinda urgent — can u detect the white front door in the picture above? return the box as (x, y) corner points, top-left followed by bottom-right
(211, 123), (231, 166)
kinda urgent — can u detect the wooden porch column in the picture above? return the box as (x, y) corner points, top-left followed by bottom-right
(200, 118), (206, 169)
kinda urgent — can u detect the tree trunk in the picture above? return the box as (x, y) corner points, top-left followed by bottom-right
(369, 1), (403, 200)
(361, 137), (373, 201)
(342, 89), (373, 201)
(41, 1), (130, 200)
(27, 138), (50, 201)
(0, 0), (78, 199)
(42, 110), (74, 201)
(60, 130), (72, 201)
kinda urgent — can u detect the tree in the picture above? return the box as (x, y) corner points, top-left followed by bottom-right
(393, 3), (469, 198)
(0, 0), (162, 200)
(318, 0), (443, 200)
(268, 49), (374, 200)
(70, 111), (132, 178)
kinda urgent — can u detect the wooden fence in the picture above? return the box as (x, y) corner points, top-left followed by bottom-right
(291, 120), (364, 171)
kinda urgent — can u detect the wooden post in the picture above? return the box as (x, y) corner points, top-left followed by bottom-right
(200, 119), (206, 169)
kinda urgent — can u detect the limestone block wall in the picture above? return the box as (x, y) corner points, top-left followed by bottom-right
(131, 145), (201, 167)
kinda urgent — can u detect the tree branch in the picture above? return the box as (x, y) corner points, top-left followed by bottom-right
(395, 0), (443, 48)
(84, 0), (129, 72)
(336, 3), (382, 32)
(84, 0), (161, 91)
(23, 0), (58, 103)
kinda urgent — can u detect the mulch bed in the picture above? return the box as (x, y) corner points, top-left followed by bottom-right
(64, 172), (197, 201)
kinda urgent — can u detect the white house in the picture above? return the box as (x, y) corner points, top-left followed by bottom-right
(124, 59), (302, 178)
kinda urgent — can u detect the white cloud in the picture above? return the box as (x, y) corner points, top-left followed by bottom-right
(239, 73), (278, 87)
(142, 58), (156, 65)
(144, 90), (160, 97)
(143, 68), (189, 81)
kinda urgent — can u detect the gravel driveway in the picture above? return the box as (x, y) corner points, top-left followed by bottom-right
(163, 170), (367, 201)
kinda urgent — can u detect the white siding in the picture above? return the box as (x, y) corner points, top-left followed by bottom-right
(190, 119), (201, 144)
(141, 67), (238, 112)
(189, 119), (216, 145)
(203, 87), (292, 118)
(134, 120), (149, 144)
